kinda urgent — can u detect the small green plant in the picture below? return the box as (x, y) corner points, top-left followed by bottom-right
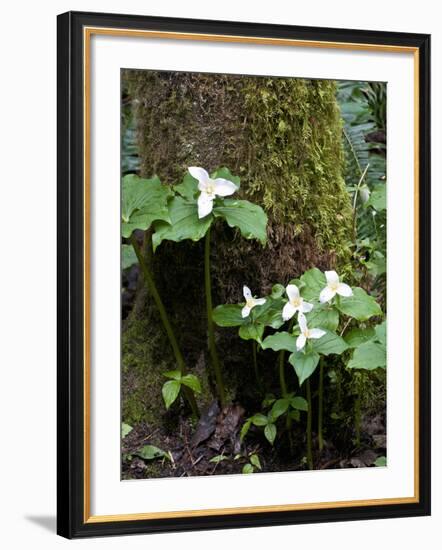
(215, 267), (385, 469)
(121, 174), (200, 417)
(152, 166), (267, 406)
(121, 422), (133, 438)
(135, 444), (170, 462)
(242, 453), (262, 474)
(161, 370), (202, 410)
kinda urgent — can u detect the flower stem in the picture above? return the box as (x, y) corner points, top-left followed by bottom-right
(354, 394), (361, 447)
(318, 357), (324, 452)
(252, 341), (263, 392)
(204, 227), (226, 406)
(130, 234), (199, 417)
(306, 378), (313, 470)
(277, 318), (295, 397)
(354, 372), (364, 447)
(278, 350), (288, 397)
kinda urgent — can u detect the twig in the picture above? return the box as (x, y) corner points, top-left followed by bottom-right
(352, 163), (370, 243)
(340, 317), (352, 337)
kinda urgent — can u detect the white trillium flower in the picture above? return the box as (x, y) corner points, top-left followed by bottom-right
(319, 270), (353, 303)
(188, 166), (238, 219)
(241, 285), (266, 318)
(296, 312), (326, 351)
(282, 284), (314, 321)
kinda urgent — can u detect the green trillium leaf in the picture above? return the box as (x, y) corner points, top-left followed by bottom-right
(238, 322), (265, 343)
(290, 396), (308, 411)
(347, 340), (386, 370)
(121, 174), (172, 238)
(162, 370), (182, 381)
(261, 332), (297, 353)
(252, 298), (285, 329)
(162, 379), (181, 409)
(242, 463), (254, 474)
(136, 444), (168, 460)
(251, 413), (268, 427)
(212, 304), (244, 327)
(306, 306), (339, 331)
(374, 456), (387, 467)
(264, 423), (277, 445)
(312, 330), (348, 355)
(152, 196), (212, 251)
(344, 327), (376, 348)
(336, 287), (382, 321)
(122, 244), (138, 270)
(374, 320), (387, 347)
(213, 199), (268, 245)
(181, 374), (202, 393)
(173, 172), (199, 201)
(271, 284), (285, 299)
(288, 350), (320, 385)
(269, 398), (290, 421)
(240, 418), (252, 441)
(365, 183), (386, 211)
(121, 423), (133, 438)
(249, 454), (262, 470)
(299, 268), (327, 301)
(211, 166), (241, 187)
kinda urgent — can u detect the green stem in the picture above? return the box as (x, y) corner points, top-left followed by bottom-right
(130, 234), (199, 417)
(204, 227), (226, 406)
(352, 163), (370, 243)
(278, 350), (288, 397)
(277, 318), (295, 397)
(306, 379), (313, 470)
(354, 394), (361, 447)
(318, 358), (324, 452)
(252, 341), (263, 392)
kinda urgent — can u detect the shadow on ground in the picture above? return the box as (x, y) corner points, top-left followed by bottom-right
(25, 515), (56, 533)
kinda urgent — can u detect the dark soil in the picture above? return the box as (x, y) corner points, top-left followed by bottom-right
(122, 402), (386, 480)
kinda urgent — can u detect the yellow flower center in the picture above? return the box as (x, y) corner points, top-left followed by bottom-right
(329, 282), (339, 291)
(290, 296), (302, 308)
(246, 298), (255, 309)
(206, 181), (216, 195)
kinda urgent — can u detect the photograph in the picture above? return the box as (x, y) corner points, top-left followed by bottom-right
(120, 70), (388, 480)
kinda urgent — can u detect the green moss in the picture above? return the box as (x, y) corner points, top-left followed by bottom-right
(242, 78), (352, 265)
(125, 71), (352, 266)
(122, 288), (212, 426)
(122, 312), (171, 426)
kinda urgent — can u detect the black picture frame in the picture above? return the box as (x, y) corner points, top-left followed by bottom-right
(57, 10), (431, 539)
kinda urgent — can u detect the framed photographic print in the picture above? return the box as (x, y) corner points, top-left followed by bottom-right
(57, 11), (431, 538)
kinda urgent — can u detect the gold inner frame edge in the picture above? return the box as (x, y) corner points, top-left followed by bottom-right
(82, 26), (420, 524)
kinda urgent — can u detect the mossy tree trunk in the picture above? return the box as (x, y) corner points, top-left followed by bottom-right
(122, 71), (353, 426)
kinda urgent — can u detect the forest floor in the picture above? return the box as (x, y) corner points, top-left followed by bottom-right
(122, 402), (386, 479)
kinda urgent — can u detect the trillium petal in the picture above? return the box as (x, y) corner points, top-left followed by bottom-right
(241, 305), (251, 318)
(255, 298), (266, 306)
(298, 312), (308, 334)
(197, 193), (214, 219)
(337, 283), (353, 297)
(310, 328), (326, 339)
(301, 301), (314, 313)
(286, 284), (300, 301)
(320, 286), (335, 303)
(282, 302), (296, 321)
(296, 334), (306, 351)
(325, 270), (340, 285)
(243, 285), (252, 300)
(188, 166), (209, 185)
(213, 178), (238, 197)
